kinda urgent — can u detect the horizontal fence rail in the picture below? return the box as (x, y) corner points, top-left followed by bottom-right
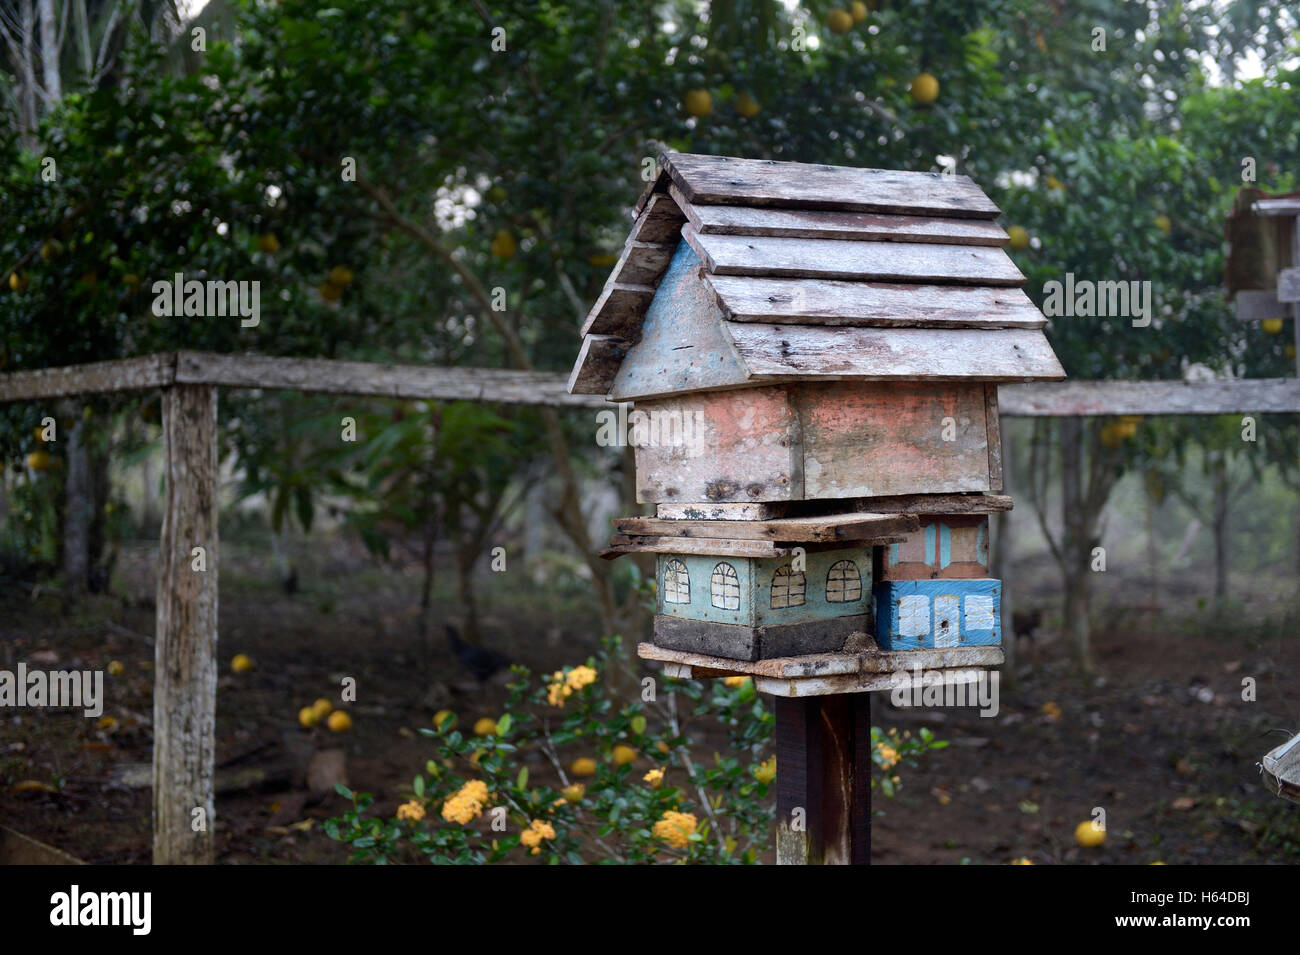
(1, 351), (1299, 415)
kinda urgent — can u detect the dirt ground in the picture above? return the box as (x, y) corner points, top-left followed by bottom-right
(1, 535), (1297, 865)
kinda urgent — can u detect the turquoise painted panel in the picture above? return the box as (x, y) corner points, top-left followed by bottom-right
(872, 578), (1002, 649)
(657, 553), (755, 626)
(752, 548), (872, 627)
(938, 524), (951, 569)
(656, 548), (874, 627)
(610, 242), (751, 400)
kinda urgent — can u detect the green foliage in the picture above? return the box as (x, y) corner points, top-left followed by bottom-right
(324, 638), (946, 864)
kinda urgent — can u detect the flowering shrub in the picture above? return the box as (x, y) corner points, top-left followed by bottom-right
(324, 638), (945, 864)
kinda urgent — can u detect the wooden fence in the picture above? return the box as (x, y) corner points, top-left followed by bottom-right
(3, 349), (1299, 863)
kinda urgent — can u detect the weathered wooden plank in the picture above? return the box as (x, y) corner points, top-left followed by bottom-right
(798, 381), (993, 498)
(601, 535), (791, 559)
(728, 324), (1064, 382)
(685, 227), (1024, 286)
(1278, 267), (1300, 303)
(758, 666), (985, 698)
(611, 240), (674, 287)
(1253, 198), (1300, 216)
(656, 502), (788, 520)
(836, 493), (1013, 514)
(678, 195), (1009, 246)
(631, 192), (687, 244)
(1262, 732), (1300, 804)
(705, 276), (1045, 328)
(998, 378), (1300, 415)
(1235, 289), (1285, 321)
(579, 281), (656, 339)
(0, 353), (175, 401)
(154, 383), (219, 865)
(566, 335), (629, 396)
(663, 151), (1001, 219)
(633, 388), (800, 503)
(637, 640), (1004, 676)
(614, 511), (917, 543)
(610, 242), (753, 401)
(176, 352), (602, 408)
(985, 383), (1003, 492)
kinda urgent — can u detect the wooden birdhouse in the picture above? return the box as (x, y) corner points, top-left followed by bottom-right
(569, 152), (1064, 670)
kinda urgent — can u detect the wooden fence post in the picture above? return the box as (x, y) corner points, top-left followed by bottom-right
(153, 383), (219, 865)
(775, 693), (872, 865)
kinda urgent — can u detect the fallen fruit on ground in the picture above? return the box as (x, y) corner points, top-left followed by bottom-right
(1075, 819), (1106, 847)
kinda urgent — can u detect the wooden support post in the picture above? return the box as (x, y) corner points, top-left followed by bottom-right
(774, 693), (872, 865)
(153, 384), (219, 865)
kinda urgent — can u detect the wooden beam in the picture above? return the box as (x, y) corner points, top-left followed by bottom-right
(706, 276), (1046, 328)
(1235, 289), (1287, 321)
(175, 352), (604, 407)
(684, 227), (1024, 286)
(727, 324), (1065, 382)
(613, 511), (918, 543)
(1253, 198), (1300, 217)
(775, 695), (871, 865)
(0, 353), (174, 401)
(678, 197), (1009, 246)
(999, 378), (1300, 415)
(663, 151), (1001, 219)
(153, 383), (219, 865)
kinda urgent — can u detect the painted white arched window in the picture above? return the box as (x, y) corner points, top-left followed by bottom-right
(663, 559), (690, 604)
(770, 565), (806, 609)
(826, 560), (862, 603)
(710, 562), (741, 610)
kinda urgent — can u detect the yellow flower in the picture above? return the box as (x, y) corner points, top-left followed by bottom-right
(644, 767), (665, 788)
(752, 756), (776, 784)
(441, 779), (490, 824)
(566, 665), (597, 690)
(562, 783), (586, 802)
(519, 818), (557, 855)
(396, 800), (426, 822)
(548, 664), (598, 707)
(723, 676), (750, 688)
(652, 810), (698, 850)
(876, 743), (899, 769)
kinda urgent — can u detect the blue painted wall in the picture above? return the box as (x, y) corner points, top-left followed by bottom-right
(657, 549), (872, 627)
(872, 579), (1002, 649)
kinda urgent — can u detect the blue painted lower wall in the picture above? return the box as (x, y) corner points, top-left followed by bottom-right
(872, 579), (1002, 649)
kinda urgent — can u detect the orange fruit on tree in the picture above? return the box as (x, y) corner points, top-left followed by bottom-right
(850, 1), (869, 23)
(327, 710), (353, 732)
(26, 451), (51, 471)
(569, 757), (597, 777)
(1154, 214), (1172, 235)
(298, 706), (319, 728)
(1007, 226), (1030, 251)
(734, 92), (761, 118)
(490, 229), (517, 259)
(1261, 318), (1284, 335)
(230, 653), (254, 673)
(909, 72), (940, 106)
(9, 271), (28, 292)
(473, 717), (498, 736)
(827, 8), (853, 33)
(257, 233), (280, 254)
(684, 88), (713, 118)
(612, 744), (638, 766)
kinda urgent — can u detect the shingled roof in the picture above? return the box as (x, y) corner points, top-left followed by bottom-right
(568, 151), (1065, 400)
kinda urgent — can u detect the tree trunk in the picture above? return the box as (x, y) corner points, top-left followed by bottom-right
(1144, 472), (1160, 606)
(37, 0), (61, 104)
(61, 408), (90, 600)
(1211, 453), (1229, 607)
(1060, 417), (1093, 671)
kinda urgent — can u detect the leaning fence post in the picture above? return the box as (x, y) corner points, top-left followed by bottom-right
(153, 383), (219, 865)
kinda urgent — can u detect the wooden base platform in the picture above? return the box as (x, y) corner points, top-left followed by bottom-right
(637, 641), (1002, 697)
